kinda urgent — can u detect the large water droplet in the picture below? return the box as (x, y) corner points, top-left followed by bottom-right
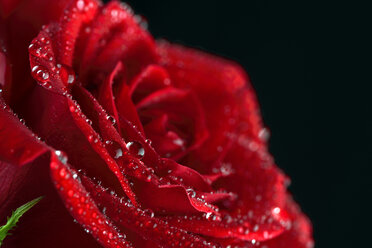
(105, 140), (123, 159)
(31, 65), (49, 83)
(76, 0), (85, 10)
(126, 141), (145, 159)
(186, 188), (196, 198)
(106, 115), (116, 125)
(28, 43), (41, 56)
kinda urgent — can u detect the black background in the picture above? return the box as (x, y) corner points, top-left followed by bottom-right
(117, 0), (370, 247)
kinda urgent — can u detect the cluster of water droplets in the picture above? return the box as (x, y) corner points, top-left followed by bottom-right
(51, 151), (133, 248)
(28, 35), (77, 91)
(91, 187), (221, 248)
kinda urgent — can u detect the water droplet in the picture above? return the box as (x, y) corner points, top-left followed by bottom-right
(105, 141), (123, 159)
(146, 175), (152, 182)
(76, 0), (85, 10)
(69, 104), (76, 112)
(55, 150), (68, 164)
(86, 119), (93, 125)
(126, 141), (145, 159)
(59, 168), (68, 178)
(106, 115), (116, 125)
(78, 208), (84, 215)
(59, 64), (76, 85)
(272, 207), (281, 215)
(67, 190), (74, 197)
(205, 212), (213, 220)
(258, 128), (270, 141)
(28, 43), (41, 56)
(143, 208), (155, 218)
(88, 134), (98, 143)
(31, 65), (49, 82)
(186, 188), (196, 198)
(173, 138), (184, 147)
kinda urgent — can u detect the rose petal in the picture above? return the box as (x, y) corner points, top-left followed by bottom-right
(137, 87), (208, 159)
(49, 153), (133, 248)
(258, 197), (313, 248)
(157, 41), (262, 172)
(0, 50), (12, 103)
(127, 64), (170, 99)
(0, 97), (47, 166)
(2, 0), (86, 107)
(161, 201), (292, 241)
(72, 84), (125, 145)
(28, 0), (99, 91)
(0, 0), (23, 17)
(97, 61), (122, 132)
(79, 1), (157, 84)
(116, 82), (145, 134)
(0, 97), (100, 247)
(1, 156), (102, 248)
(81, 175), (222, 248)
(23, 85), (137, 205)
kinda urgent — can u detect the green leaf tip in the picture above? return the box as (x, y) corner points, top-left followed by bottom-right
(0, 196), (43, 246)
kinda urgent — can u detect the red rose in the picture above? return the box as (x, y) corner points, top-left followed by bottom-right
(0, 0), (313, 247)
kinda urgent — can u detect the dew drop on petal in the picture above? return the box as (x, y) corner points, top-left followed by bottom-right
(143, 208), (155, 218)
(31, 65), (49, 83)
(28, 42), (42, 56)
(126, 141), (145, 159)
(106, 115), (116, 125)
(59, 168), (67, 178)
(67, 190), (74, 197)
(59, 64), (76, 85)
(55, 150), (68, 164)
(186, 188), (196, 198)
(258, 127), (270, 141)
(76, 0), (85, 10)
(105, 141), (123, 159)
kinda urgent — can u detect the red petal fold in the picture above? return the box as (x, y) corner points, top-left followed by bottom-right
(97, 61), (122, 132)
(24, 85), (137, 205)
(0, 96), (100, 247)
(79, 1), (157, 84)
(81, 175), (222, 248)
(49, 152), (133, 248)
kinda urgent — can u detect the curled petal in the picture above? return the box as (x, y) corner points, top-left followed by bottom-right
(24, 85), (137, 205)
(81, 176), (222, 248)
(79, 1), (157, 83)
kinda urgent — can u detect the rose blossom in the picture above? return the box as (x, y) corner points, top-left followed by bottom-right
(0, 0), (313, 247)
